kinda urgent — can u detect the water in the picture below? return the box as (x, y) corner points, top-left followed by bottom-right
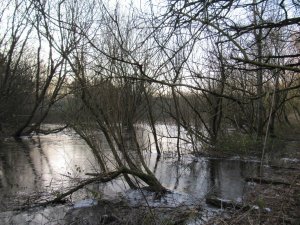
(0, 133), (100, 210)
(0, 125), (261, 223)
(0, 125), (258, 210)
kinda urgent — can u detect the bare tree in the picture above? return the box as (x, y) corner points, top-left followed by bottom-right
(0, 0), (72, 137)
(56, 1), (167, 192)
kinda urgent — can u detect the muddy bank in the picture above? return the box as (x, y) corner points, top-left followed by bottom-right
(205, 161), (300, 225)
(64, 198), (201, 225)
(0, 194), (206, 225)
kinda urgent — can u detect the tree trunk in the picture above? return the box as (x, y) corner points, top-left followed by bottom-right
(253, 0), (264, 138)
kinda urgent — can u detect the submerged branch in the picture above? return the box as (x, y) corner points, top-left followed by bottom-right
(14, 170), (124, 211)
(14, 167), (166, 211)
(34, 125), (69, 135)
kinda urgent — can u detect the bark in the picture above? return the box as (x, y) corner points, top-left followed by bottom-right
(144, 88), (161, 157)
(253, 0), (264, 138)
(171, 87), (181, 160)
(210, 43), (226, 143)
(269, 71), (280, 136)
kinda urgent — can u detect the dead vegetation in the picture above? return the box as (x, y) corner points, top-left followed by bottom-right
(206, 171), (300, 225)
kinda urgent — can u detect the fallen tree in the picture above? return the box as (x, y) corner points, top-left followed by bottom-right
(206, 197), (251, 210)
(15, 167), (167, 211)
(244, 177), (291, 186)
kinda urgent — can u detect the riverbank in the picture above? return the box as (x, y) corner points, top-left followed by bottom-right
(205, 128), (300, 225)
(206, 166), (300, 225)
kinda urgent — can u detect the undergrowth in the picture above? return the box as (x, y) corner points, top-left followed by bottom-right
(211, 132), (285, 157)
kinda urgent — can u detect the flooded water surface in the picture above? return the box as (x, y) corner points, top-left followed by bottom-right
(0, 125), (263, 224)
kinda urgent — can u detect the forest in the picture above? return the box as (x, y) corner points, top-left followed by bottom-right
(0, 0), (299, 224)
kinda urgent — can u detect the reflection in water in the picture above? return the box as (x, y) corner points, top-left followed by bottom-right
(0, 127), (260, 211)
(210, 160), (242, 201)
(16, 139), (39, 188)
(0, 134), (100, 210)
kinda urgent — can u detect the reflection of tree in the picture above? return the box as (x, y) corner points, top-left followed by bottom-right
(33, 136), (54, 176)
(15, 139), (39, 186)
(0, 139), (40, 196)
(0, 144), (18, 189)
(209, 160), (217, 195)
(153, 156), (160, 174)
(209, 160), (250, 201)
(173, 162), (180, 190)
(0, 149), (10, 188)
